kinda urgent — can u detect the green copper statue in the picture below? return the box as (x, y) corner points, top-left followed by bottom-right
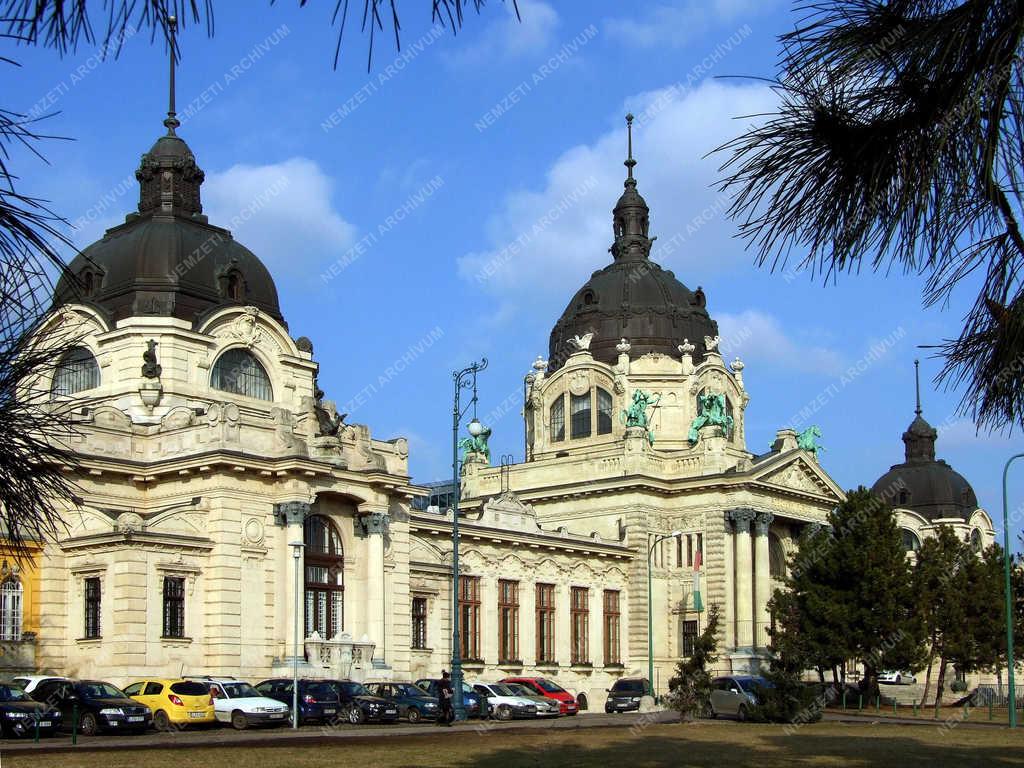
(621, 390), (661, 445)
(688, 392), (734, 445)
(459, 424), (492, 461)
(796, 425), (824, 455)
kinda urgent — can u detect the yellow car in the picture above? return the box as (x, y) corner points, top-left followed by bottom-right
(123, 678), (215, 730)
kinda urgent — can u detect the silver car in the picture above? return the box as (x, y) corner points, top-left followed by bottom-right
(709, 675), (769, 721)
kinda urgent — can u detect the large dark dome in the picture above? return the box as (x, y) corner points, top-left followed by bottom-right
(548, 114), (717, 369)
(53, 120), (284, 327)
(871, 412), (979, 521)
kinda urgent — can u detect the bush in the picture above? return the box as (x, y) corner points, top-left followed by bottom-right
(750, 670), (831, 724)
(666, 605), (720, 720)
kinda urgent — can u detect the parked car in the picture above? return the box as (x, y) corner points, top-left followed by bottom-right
(31, 679), (151, 736)
(0, 683), (62, 738)
(501, 683), (561, 717)
(879, 670), (917, 685)
(192, 678), (289, 729)
(323, 680), (399, 724)
(709, 675), (771, 722)
(469, 682), (538, 720)
(10, 676), (65, 695)
(254, 678), (340, 725)
(500, 677), (578, 715)
(604, 677), (652, 713)
(122, 678), (214, 730)
(364, 682), (439, 723)
(414, 678), (483, 718)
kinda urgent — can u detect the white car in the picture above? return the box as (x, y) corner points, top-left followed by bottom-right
(193, 678), (290, 729)
(501, 682), (561, 716)
(10, 675), (66, 693)
(470, 681), (540, 720)
(878, 671), (917, 685)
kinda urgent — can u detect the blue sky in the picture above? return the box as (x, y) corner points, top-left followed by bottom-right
(7, 0), (1024, 541)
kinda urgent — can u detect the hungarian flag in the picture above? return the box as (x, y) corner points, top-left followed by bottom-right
(692, 548), (704, 613)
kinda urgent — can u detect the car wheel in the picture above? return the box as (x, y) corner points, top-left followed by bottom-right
(347, 706), (365, 725)
(407, 707), (421, 724)
(79, 712), (99, 737)
(736, 705), (748, 723)
(496, 705), (513, 721)
(231, 711), (249, 730)
(153, 710), (171, 731)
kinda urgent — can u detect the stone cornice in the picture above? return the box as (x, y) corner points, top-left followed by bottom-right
(59, 530), (214, 553)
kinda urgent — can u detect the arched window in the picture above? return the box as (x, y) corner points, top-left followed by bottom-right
(0, 578), (22, 641)
(768, 533), (786, 579)
(226, 271), (244, 301)
(210, 348), (273, 401)
(970, 528), (983, 553)
(304, 515), (344, 639)
(596, 388), (613, 435)
(550, 394), (565, 442)
(902, 529), (921, 553)
(898, 489), (910, 506)
(570, 392), (592, 439)
(51, 346), (100, 397)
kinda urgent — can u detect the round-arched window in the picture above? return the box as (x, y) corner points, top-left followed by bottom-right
(768, 533), (786, 579)
(51, 346), (100, 397)
(970, 528), (983, 553)
(0, 578), (22, 641)
(304, 515), (344, 639)
(210, 348), (272, 401)
(902, 528), (921, 553)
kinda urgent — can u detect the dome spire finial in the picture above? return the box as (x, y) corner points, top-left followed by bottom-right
(164, 15), (180, 136)
(624, 113), (636, 182)
(914, 358), (922, 416)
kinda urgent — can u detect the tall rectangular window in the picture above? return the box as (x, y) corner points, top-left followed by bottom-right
(84, 577), (101, 639)
(687, 534), (693, 567)
(498, 580), (520, 662)
(603, 589), (620, 665)
(536, 583), (556, 663)
(696, 533), (703, 561)
(571, 587), (589, 664)
(459, 576), (481, 661)
(570, 392), (592, 439)
(412, 597), (428, 650)
(550, 395), (565, 442)
(682, 619), (699, 657)
(162, 576), (186, 638)
(597, 388), (613, 434)
(676, 536), (683, 568)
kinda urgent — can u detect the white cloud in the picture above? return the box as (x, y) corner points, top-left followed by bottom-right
(203, 157), (354, 279)
(445, 0), (559, 65)
(457, 79), (777, 304)
(716, 309), (845, 376)
(604, 1), (775, 48)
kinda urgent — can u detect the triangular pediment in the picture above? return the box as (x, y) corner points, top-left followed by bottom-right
(753, 451), (844, 501)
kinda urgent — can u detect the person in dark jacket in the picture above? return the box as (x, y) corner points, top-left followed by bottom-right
(437, 670), (454, 726)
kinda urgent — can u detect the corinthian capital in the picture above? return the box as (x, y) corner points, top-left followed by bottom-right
(754, 511), (775, 536)
(727, 507), (757, 533)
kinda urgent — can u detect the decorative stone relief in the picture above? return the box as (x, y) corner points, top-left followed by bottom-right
(243, 518), (265, 546)
(230, 306), (264, 348)
(766, 463), (823, 495)
(568, 370), (591, 396)
(726, 508), (757, 533)
(115, 511), (145, 534)
(568, 333), (593, 351)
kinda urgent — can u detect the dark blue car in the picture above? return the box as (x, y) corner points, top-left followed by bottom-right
(414, 678), (483, 719)
(365, 682), (439, 723)
(254, 678), (339, 725)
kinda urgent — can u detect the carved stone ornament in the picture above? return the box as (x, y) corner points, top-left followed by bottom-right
(230, 306), (263, 348)
(616, 338), (631, 354)
(243, 517), (265, 546)
(678, 339), (695, 355)
(115, 512), (145, 534)
(704, 335), (721, 353)
(141, 339), (162, 379)
(731, 358), (745, 373)
(568, 332), (594, 351)
(532, 356), (548, 372)
(726, 507), (757, 533)
(568, 370), (591, 396)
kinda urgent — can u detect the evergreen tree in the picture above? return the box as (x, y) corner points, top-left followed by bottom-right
(666, 604), (720, 721)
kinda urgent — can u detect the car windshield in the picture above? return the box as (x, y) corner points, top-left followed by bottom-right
(337, 682), (367, 696)
(536, 679), (565, 694)
(394, 684), (421, 697)
(222, 683), (260, 699)
(170, 682), (208, 696)
(308, 683), (338, 699)
(76, 682), (125, 699)
(738, 678), (769, 692)
(506, 684), (533, 697)
(490, 684), (518, 696)
(612, 680), (644, 693)
(0, 685), (30, 702)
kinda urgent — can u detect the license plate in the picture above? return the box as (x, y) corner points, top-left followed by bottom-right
(385, 709), (396, 715)
(38, 721), (51, 727)
(323, 708), (336, 715)
(269, 713), (284, 719)
(188, 712), (206, 719)
(127, 716), (144, 722)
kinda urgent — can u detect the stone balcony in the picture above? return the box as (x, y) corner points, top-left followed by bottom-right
(302, 632), (380, 681)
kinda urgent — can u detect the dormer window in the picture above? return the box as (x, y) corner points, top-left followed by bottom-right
(898, 489), (910, 506)
(226, 271), (244, 301)
(81, 269), (97, 298)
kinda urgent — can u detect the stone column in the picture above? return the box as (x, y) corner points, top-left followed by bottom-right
(278, 501), (310, 661)
(361, 508), (389, 665)
(729, 509), (756, 650)
(753, 512), (774, 650)
(722, 513), (735, 651)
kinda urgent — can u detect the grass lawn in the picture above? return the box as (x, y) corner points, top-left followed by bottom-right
(4, 721), (1024, 768)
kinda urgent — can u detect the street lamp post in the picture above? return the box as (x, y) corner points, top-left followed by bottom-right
(1003, 453), (1022, 729)
(289, 540), (305, 729)
(451, 357), (487, 721)
(648, 530), (683, 697)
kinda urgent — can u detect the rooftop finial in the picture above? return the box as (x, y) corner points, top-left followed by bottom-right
(164, 15), (180, 135)
(914, 358), (922, 416)
(624, 113), (636, 182)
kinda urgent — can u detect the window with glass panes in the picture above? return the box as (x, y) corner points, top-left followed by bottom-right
(84, 577), (101, 638)
(304, 515), (344, 639)
(603, 589), (620, 665)
(162, 576), (186, 638)
(0, 579), (22, 641)
(459, 576), (481, 660)
(498, 580), (519, 662)
(412, 597), (428, 649)
(536, 583), (556, 663)
(571, 587), (589, 664)
(682, 619), (699, 656)
(597, 388), (613, 434)
(570, 392), (592, 438)
(550, 395), (565, 442)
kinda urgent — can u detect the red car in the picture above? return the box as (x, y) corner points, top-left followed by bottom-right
(499, 677), (578, 715)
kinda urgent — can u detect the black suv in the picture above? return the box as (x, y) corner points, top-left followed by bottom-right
(31, 679), (151, 735)
(254, 678), (340, 725)
(325, 680), (399, 724)
(604, 677), (652, 713)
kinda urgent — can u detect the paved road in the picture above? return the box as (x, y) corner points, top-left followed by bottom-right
(0, 709), (681, 754)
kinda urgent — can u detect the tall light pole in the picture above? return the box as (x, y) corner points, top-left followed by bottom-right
(1003, 453), (1022, 728)
(290, 540), (305, 729)
(451, 357), (487, 721)
(648, 530), (683, 697)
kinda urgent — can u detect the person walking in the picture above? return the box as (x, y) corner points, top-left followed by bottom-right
(437, 670), (454, 726)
